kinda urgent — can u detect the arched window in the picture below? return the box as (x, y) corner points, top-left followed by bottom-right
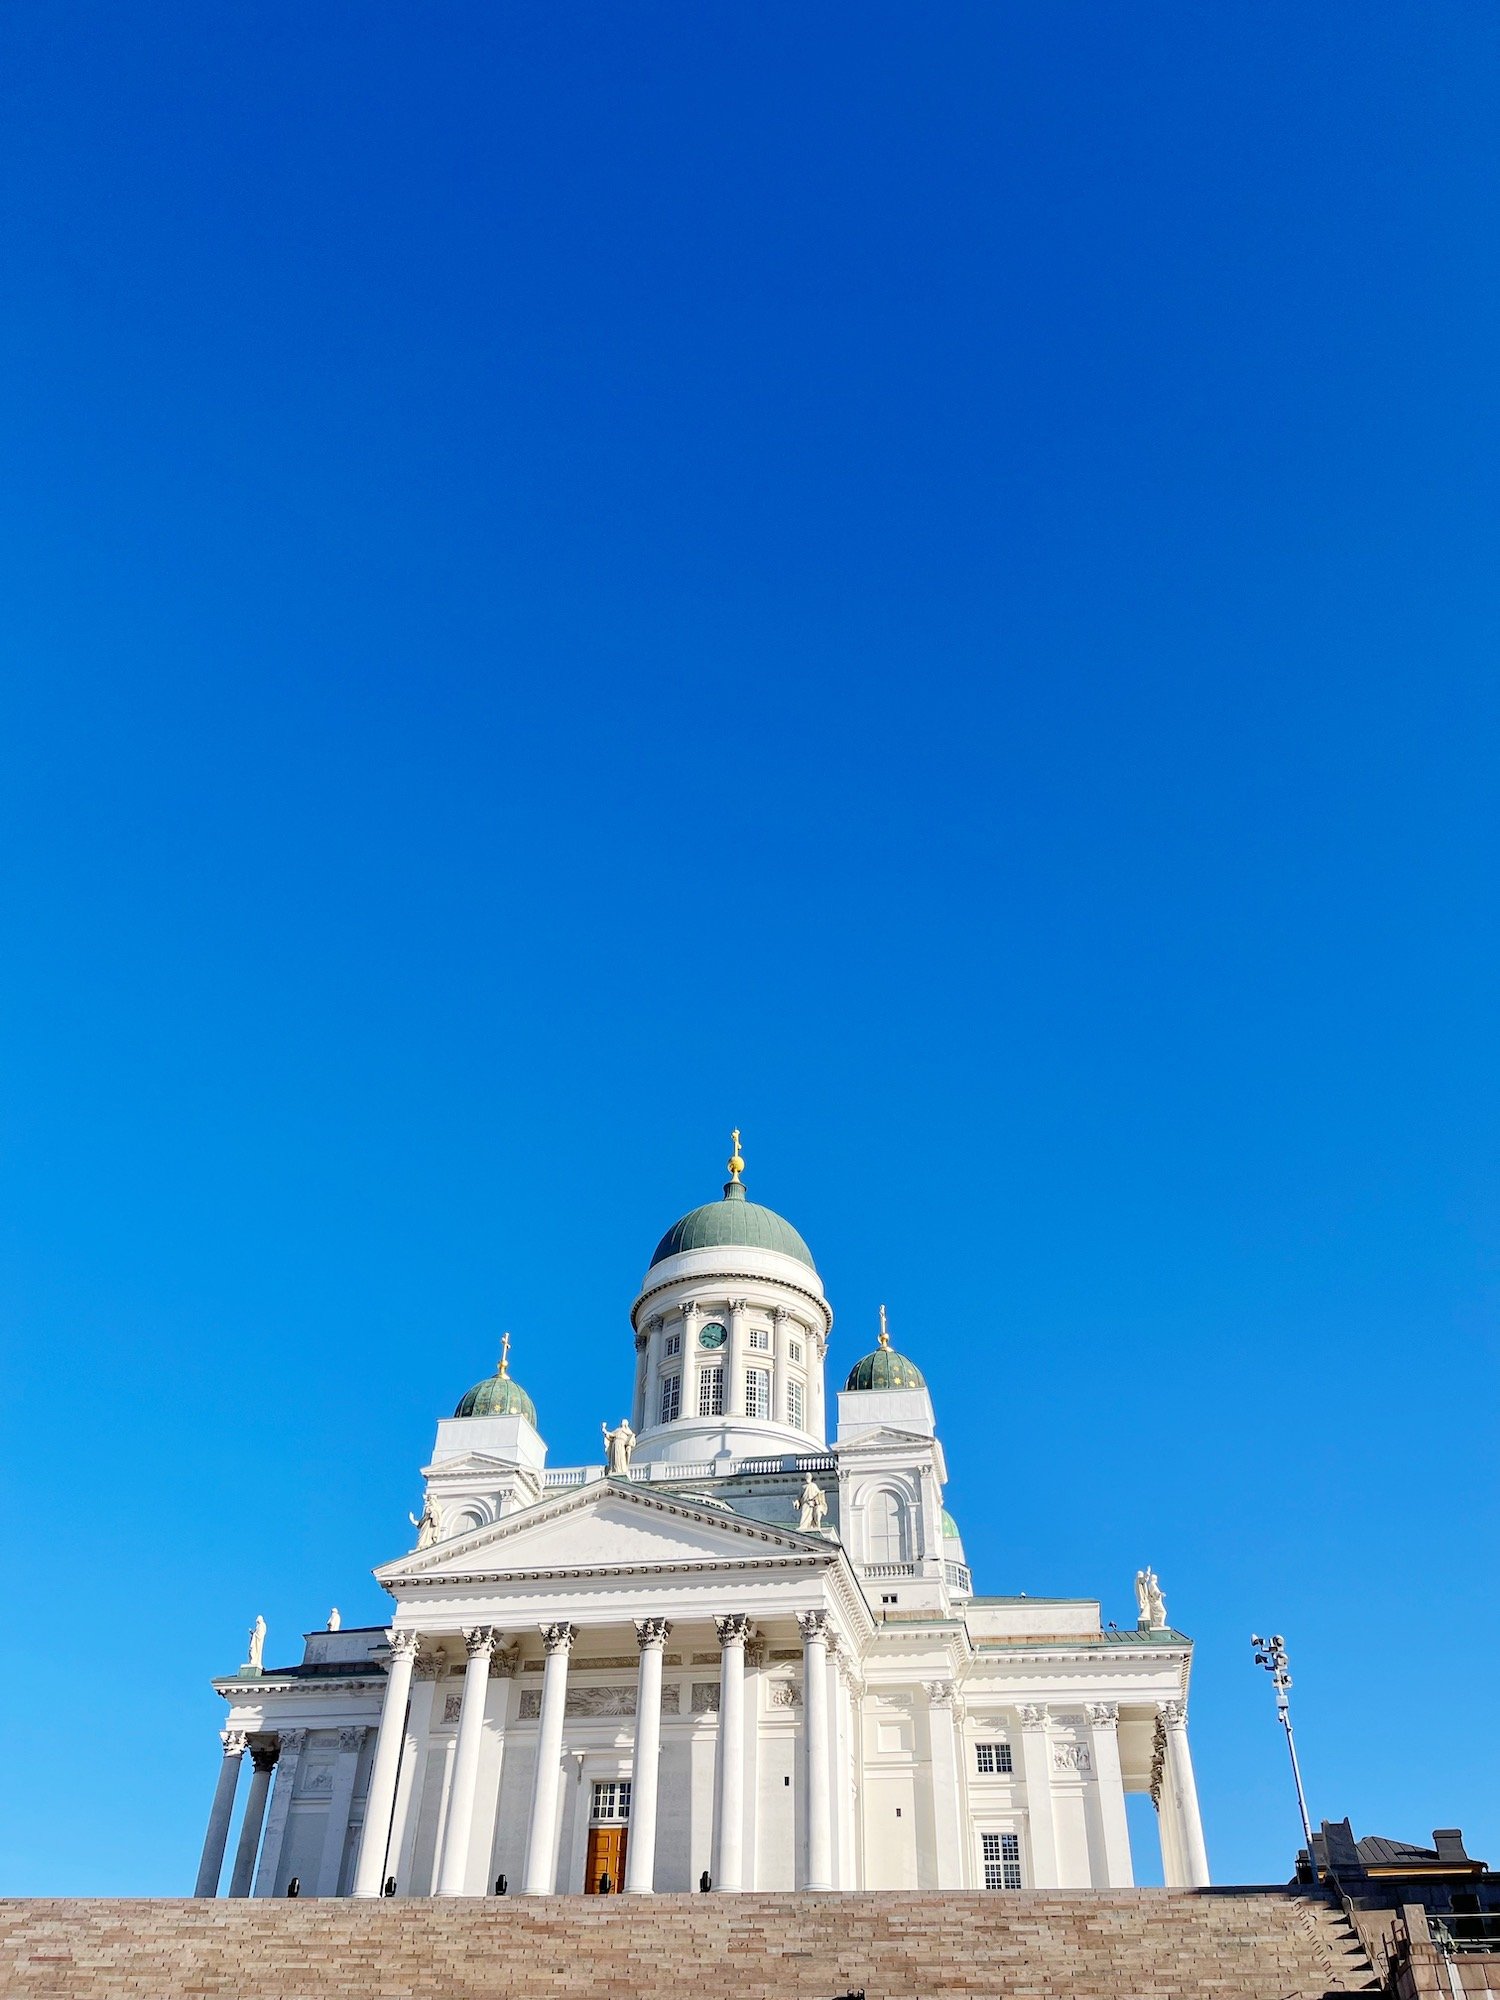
(867, 1489), (908, 1563)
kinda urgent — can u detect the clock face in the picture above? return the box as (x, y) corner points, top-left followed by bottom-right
(698, 1322), (727, 1350)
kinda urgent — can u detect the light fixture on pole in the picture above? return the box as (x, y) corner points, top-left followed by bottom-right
(1251, 1632), (1314, 1860)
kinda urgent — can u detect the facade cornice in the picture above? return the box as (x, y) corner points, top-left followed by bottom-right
(630, 1270), (833, 1336)
(386, 1553), (838, 1593)
(213, 1675), (384, 1696)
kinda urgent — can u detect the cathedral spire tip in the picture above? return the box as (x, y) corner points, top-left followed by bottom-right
(878, 1303), (891, 1349)
(727, 1127), (744, 1182)
(499, 1330), (512, 1378)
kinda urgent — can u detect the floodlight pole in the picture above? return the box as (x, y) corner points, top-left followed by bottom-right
(1251, 1633), (1314, 1857)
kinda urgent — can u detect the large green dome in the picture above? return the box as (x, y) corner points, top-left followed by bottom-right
(650, 1178), (816, 1272)
(455, 1355), (537, 1426)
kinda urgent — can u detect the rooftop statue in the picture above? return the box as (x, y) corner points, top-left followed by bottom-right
(409, 1494), (441, 1551)
(603, 1418), (636, 1474)
(1135, 1566), (1167, 1630)
(244, 1614), (267, 1676)
(797, 1473), (828, 1532)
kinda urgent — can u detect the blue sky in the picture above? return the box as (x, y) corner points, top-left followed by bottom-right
(1, 1), (1496, 1894)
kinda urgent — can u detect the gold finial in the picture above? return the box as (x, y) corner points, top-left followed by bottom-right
(499, 1331), (512, 1378)
(878, 1303), (891, 1349)
(727, 1127), (744, 1181)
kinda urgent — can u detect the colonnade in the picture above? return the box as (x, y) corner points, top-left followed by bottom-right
(346, 1609), (837, 1897)
(193, 1726), (368, 1899)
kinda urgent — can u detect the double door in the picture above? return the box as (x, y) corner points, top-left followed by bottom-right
(585, 1823), (627, 1894)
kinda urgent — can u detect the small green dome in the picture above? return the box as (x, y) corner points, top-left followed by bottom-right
(941, 1509), (961, 1540)
(455, 1360), (537, 1426)
(844, 1344), (926, 1392)
(650, 1178), (816, 1272)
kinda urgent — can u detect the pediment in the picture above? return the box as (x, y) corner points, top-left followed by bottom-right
(378, 1478), (834, 1586)
(838, 1425), (934, 1449)
(423, 1451), (526, 1479)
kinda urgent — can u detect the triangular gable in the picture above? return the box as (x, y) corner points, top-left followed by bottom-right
(377, 1477), (836, 1585)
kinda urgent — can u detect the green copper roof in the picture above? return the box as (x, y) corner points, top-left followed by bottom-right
(454, 1367), (537, 1426)
(844, 1344), (926, 1391)
(941, 1509), (961, 1539)
(650, 1179), (816, 1272)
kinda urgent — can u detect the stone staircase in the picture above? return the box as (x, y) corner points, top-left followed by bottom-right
(0, 1888), (1383, 2000)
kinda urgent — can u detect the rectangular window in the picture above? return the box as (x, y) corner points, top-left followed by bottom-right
(787, 1380), (805, 1429)
(698, 1365), (724, 1417)
(748, 1327), (770, 1351)
(659, 1373), (681, 1424)
(664, 1330), (681, 1357)
(591, 1780), (632, 1823)
(981, 1831), (1022, 1889)
(975, 1742), (1013, 1775)
(745, 1367), (770, 1418)
(789, 1340), (803, 1362)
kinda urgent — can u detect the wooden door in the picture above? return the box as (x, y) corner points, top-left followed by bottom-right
(585, 1825), (627, 1894)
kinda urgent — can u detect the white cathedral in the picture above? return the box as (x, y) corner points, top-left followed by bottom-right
(196, 1141), (1210, 1903)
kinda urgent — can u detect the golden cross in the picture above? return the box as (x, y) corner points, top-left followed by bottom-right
(878, 1303), (890, 1347)
(499, 1331), (511, 1376)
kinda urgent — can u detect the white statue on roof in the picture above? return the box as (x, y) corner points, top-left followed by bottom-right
(1135, 1566), (1167, 1629)
(603, 1418), (635, 1474)
(797, 1473), (828, 1532)
(409, 1493), (441, 1550)
(244, 1614), (267, 1675)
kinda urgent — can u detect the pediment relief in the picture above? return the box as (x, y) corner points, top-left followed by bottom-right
(423, 1451), (530, 1480)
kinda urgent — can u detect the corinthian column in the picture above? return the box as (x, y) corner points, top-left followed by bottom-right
(193, 1730), (246, 1896)
(352, 1629), (420, 1896)
(436, 1628), (498, 1894)
(1084, 1703), (1133, 1887)
(521, 1622), (575, 1894)
(1159, 1700), (1209, 1885)
(798, 1612), (833, 1890)
(228, 1741), (278, 1896)
(254, 1729), (307, 1896)
(624, 1618), (670, 1892)
(713, 1614), (751, 1890)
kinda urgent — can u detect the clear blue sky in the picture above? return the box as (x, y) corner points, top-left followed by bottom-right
(1, 1), (1496, 1895)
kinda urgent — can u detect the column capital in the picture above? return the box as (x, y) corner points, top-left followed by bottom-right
(680, 1300), (699, 1324)
(634, 1329), (649, 1352)
(276, 1727), (308, 1755)
(923, 1679), (958, 1706)
(489, 1641), (521, 1679)
(1085, 1701), (1120, 1728)
(634, 1617), (672, 1651)
(1159, 1697), (1188, 1728)
(1017, 1703), (1052, 1730)
(387, 1628), (422, 1661)
(796, 1610), (831, 1645)
(413, 1647), (448, 1679)
(771, 1305), (790, 1324)
(714, 1613), (753, 1648)
(249, 1740), (281, 1775)
(727, 1297), (750, 1314)
(463, 1625), (498, 1660)
(647, 1313), (664, 1334)
(220, 1729), (248, 1757)
(540, 1621), (576, 1656)
(338, 1726), (368, 1754)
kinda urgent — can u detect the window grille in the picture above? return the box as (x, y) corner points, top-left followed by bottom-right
(787, 1380), (805, 1429)
(975, 1742), (1013, 1775)
(982, 1831), (1022, 1889)
(664, 1331), (681, 1357)
(591, 1780), (632, 1823)
(698, 1365), (724, 1417)
(745, 1367), (770, 1418)
(749, 1328), (770, 1351)
(659, 1373), (681, 1425)
(789, 1340), (803, 1362)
